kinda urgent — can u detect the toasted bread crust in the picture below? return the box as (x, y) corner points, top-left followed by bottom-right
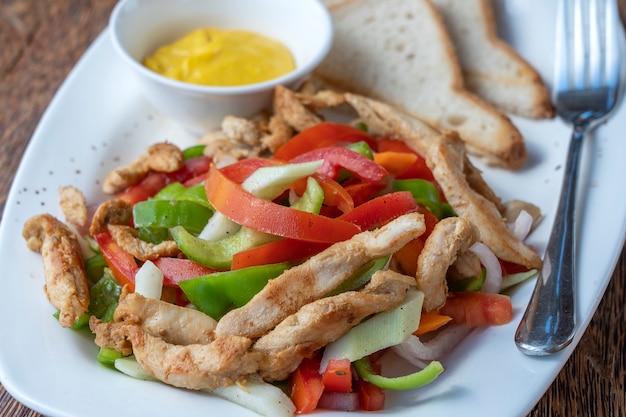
(316, 0), (527, 168)
(430, 0), (554, 119)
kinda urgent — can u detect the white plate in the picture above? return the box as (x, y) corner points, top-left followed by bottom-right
(1, 2), (625, 416)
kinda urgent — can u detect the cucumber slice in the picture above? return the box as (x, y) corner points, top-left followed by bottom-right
(320, 289), (424, 373)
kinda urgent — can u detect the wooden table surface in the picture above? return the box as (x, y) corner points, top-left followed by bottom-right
(0, 1), (624, 416)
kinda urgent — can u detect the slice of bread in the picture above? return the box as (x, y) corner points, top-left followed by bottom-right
(315, 0), (527, 169)
(430, 0), (554, 119)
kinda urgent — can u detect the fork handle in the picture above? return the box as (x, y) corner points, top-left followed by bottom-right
(514, 125), (586, 355)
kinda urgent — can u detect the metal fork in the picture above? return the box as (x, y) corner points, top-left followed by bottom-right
(515, 0), (622, 355)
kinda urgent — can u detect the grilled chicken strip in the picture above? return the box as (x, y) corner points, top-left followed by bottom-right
(102, 142), (184, 194)
(107, 224), (179, 261)
(216, 212), (426, 339)
(22, 214), (89, 328)
(332, 93), (540, 268)
(89, 198), (132, 235)
(426, 134), (542, 269)
(114, 290), (217, 345)
(417, 217), (479, 311)
(253, 270), (415, 381)
(126, 326), (260, 390)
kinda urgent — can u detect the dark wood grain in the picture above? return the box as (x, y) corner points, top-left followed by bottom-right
(0, 1), (624, 416)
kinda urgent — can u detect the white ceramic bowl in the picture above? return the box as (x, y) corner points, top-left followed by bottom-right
(109, 0), (333, 134)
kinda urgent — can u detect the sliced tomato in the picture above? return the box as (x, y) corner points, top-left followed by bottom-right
(290, 355), (325, 414)
(205, 166), (360, 243)
(231, 239), (330, 270)
(152, 257), (221, 286)
(355, 360), (385, 413)
(355, 358), (385, 411)
(338, 191), (418, 231)
(440, 292), (514, 328)
(94, 232), (138, 291)
(322, 359), (353, 393)
(291, 147), (389, 184)
(274, 122), (377, 160)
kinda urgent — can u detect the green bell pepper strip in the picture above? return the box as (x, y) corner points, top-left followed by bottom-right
(97, 347), (124, 369)
(179, 262), (291, 320)
(84, 252), (107, 285)
(171, 225), (276, 270)
(182, 145), (206, 160)
(392, 179), (455, 220)
(53, 311), (90, 330)
(136, 226), (170, 244)
(153, 182), (212, 209)
(133, 199), (213, 234)
(290, 177), (324, 214)
(353, 356), (444, 390)
(346, 141), (375, 160)
(173, 175), (323, 269)
(448, 268), (486, 292)
(327, 256), (390, 296)
(354, 121), (369, 132)
(88, 270), (122, 320)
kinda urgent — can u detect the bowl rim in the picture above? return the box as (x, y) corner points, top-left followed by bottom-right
(108, 0), (334, 96)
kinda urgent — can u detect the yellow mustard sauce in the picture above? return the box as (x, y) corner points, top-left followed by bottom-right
(143, 28), (295, 87)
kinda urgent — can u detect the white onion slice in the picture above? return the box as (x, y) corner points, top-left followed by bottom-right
(469, 242), (502, 294)
(510, 209), (533, 241)
(134, 260), (163, 300)
(392, 324), (471, 368)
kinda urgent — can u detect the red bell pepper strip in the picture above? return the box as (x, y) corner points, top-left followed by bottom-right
(231, 239), (331, 270)
(118, 172), (169, 206)
(118, 156), (211, 205)
(290, 354), (325, 414)
(219, 158), (284, 184)
(151, 257), (222, 287)
(94, 232), (138, 291)
(291, 147), (389, 184)
(273, 122), (377, 160)
(343, 181), (388, 207)
(205, 166), (361, 243)
(338, 191), (418, 231)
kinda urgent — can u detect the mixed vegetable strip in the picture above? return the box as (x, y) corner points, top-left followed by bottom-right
(32, 121), (539, 416)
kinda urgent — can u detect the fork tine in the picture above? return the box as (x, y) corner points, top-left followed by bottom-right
(604, 0), (621, 90)
(588, 0), (602, 87)
(556, 0), (622, 92)
(572, 0), (587, 89)
(554, 0), (569, 93)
